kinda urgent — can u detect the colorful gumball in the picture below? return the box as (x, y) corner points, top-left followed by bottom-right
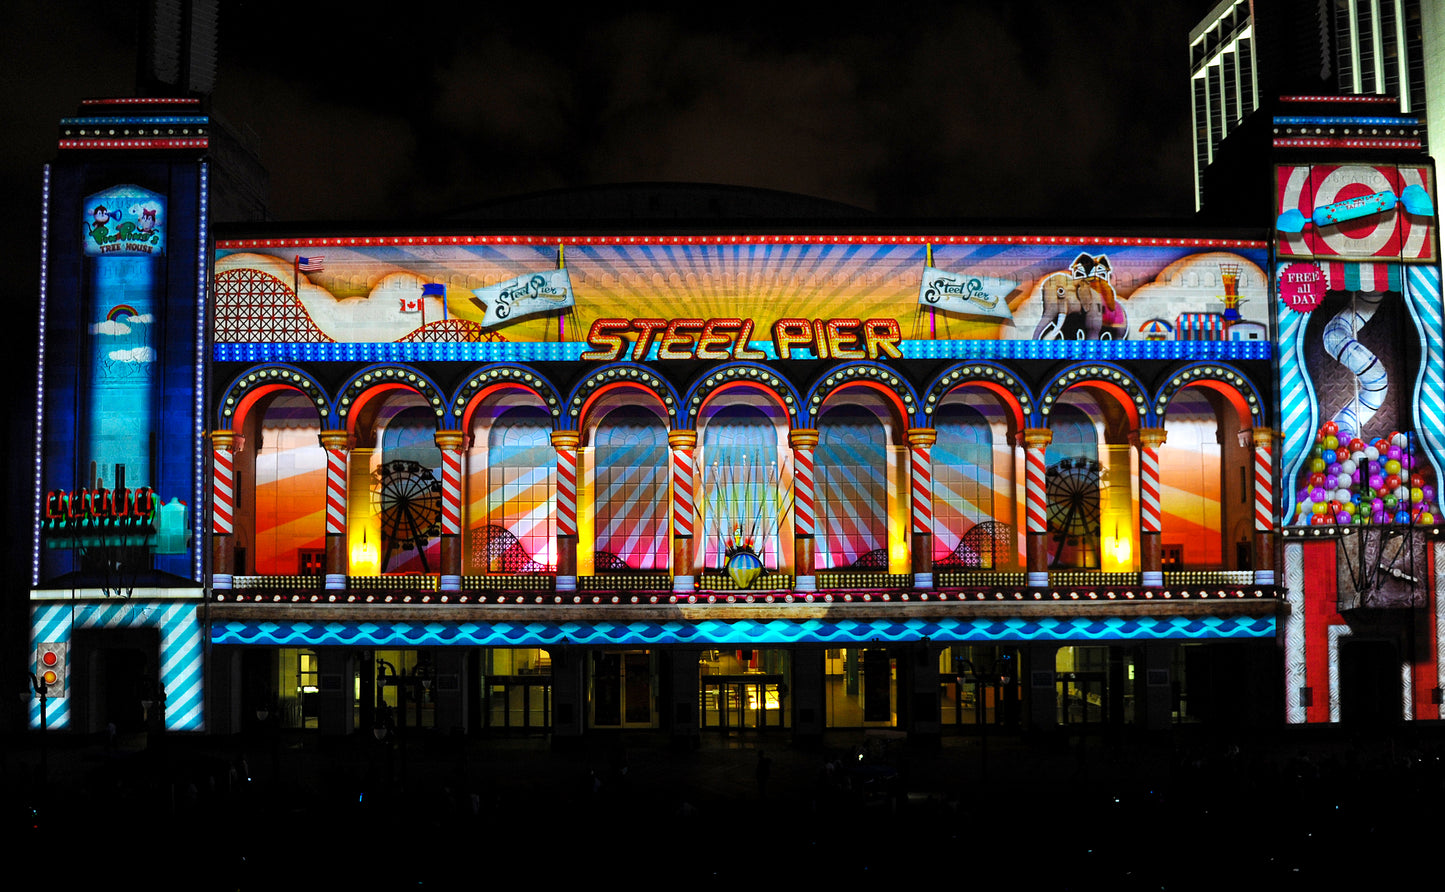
(1322, 421), (1338, 436)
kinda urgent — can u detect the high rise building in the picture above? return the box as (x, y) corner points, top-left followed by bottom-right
(1189, 0), (1433, 210)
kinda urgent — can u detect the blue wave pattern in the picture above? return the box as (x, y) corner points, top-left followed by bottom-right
(30, 601), (204, 731)
(212, 615), (1274, 647)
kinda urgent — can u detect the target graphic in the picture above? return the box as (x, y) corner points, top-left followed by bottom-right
(1276, 163), (1435, 262)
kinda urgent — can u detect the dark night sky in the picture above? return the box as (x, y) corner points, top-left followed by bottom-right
(0, 0), (1219, 643)
(2, 0), (1224, 229)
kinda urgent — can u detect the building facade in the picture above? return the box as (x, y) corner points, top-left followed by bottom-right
(25, 87), (1441, 742)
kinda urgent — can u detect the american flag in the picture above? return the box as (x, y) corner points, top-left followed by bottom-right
(296, 254), (325, 272)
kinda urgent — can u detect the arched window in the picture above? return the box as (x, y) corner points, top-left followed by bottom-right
(1045, 403), (1101, 568)
(593, 406), (669, 570)
(816, 405), (887, 569)
(476, 406), (555, 572)
(1160, 388), (1223, 568)
(700, 405), (780, 570)
(933, 402), (995, 562)
(252, 393), (325, 575)
(375, 405), (442, 573)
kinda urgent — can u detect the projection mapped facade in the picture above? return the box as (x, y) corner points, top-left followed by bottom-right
(24, 92), (1440, 739)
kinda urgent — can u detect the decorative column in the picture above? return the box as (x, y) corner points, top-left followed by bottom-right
(1136, 427), (1167, 587)
(435, 430), (466, 593)
(669, 429), (699, 594)
(1252, 428), (1276, 585)
(319, 430), (351, 591)
(1022, 427), (1052, 588)
(907, 428), (937, 589)
(210, 430), (241, 591)
(789, 429), (819, 593)
(551, 430), (580, 592)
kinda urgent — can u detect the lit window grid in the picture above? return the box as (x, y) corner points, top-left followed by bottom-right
(594, 449), (668, 570)
(486, 467), (555, 570)
(815, 458), (887, 569)
(933, 444), (995, 560)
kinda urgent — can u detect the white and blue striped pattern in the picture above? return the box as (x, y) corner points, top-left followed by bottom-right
(1276, 303), (1319, 522)
(29, 601), (204, 731)
(1403, 264), (1445, 489)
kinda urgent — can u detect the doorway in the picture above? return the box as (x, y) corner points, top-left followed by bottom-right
(72, 628), (159, 734)
(1339, 639), (1401, 725)
(590, 650), (655, 727)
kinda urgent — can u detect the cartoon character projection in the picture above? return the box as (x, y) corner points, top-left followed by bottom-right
(1032, 253), (1127, 341)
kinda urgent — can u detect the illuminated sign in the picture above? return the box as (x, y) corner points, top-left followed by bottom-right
(579, 316), (903, 361)
(214, 240), (1272, 351)
(82, 184), (165, 256)
(1278, 262), (1324, 313)
(37, 165), (203, 585)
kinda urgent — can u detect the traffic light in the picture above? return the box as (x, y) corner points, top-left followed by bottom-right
(34, 643), (67, 696)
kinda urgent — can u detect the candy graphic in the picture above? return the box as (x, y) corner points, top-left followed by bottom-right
(1277, 184), (1435, 233)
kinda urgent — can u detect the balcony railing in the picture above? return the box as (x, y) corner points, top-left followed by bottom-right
(217, 568), (1276, 604)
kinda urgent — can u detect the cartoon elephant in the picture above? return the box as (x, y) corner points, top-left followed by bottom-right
(1031, 253), (1128, 340)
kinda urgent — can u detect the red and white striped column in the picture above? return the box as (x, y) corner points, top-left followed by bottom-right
(435, 430), (467, 592)
(1136, 427), (1167, 587)
(788, 429), (819, 592)
(319, 430), (351, 591)
(210, 430), (241, 592)
(669, 429), (699, 593)
(907, 428), (937, 589)
(551, 430), (580, 592)
(1022, 427), (1053, 588)
(1252, 428), (1276, 585)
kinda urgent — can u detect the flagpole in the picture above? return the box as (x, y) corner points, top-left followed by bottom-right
(925, 243), (936, 339)
(557, 241), (567, 342)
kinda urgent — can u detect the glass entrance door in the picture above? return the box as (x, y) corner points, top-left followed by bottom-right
(485, 680), (551, 731)
(700, 676), (785, 731)
(1057, 671), (1107, 725)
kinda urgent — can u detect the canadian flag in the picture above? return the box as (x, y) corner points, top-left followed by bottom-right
(399, 296), (422, 313)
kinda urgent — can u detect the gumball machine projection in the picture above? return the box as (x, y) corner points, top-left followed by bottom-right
(1291, 422), (1439, 528)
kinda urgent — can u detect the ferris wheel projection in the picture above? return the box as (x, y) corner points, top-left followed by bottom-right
(374, 459), (443, 572)
(1046, 457), (1103, 567)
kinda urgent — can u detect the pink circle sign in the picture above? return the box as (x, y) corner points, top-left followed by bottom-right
(1279, 262), (1324, 313)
